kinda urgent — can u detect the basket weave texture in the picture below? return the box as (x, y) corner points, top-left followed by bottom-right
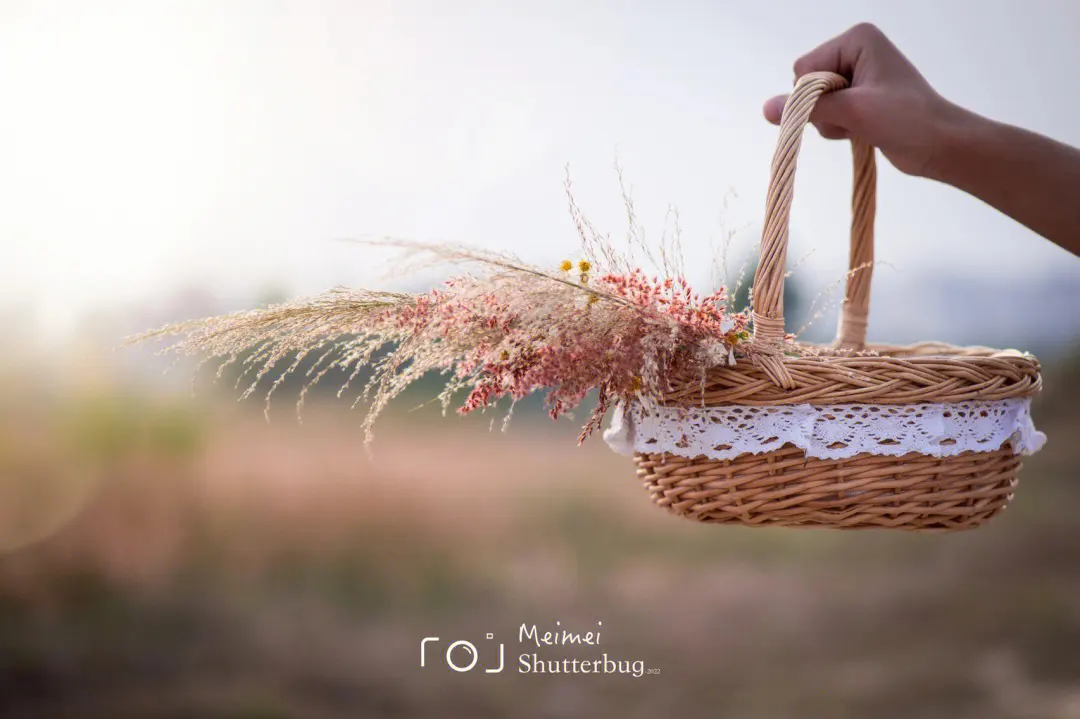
(636, 72), (1042, 532)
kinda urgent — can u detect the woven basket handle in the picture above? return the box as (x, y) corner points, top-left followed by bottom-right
(751, 72), (877, 381)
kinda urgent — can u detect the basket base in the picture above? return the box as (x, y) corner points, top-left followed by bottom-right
(635, 443), (1021, 531)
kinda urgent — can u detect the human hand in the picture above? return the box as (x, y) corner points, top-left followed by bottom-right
(764, 23), (968, 179)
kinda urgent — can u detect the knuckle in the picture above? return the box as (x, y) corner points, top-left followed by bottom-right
(848, 22), (882, 40)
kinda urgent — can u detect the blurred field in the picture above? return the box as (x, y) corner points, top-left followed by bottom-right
(1, 355), (1079, 719)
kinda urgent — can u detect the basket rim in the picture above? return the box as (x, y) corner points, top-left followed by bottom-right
(661, 341), (1041, 407)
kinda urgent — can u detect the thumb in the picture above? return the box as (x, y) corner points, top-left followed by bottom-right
(762, 87), (864, 130)
(807, 88), (864, 133)
(762, 94), (787, 124)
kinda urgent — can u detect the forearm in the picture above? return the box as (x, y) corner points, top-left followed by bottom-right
(927, 106), (1080, 254)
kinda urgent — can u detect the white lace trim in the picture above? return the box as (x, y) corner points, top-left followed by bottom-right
(603, 398), (1045, 461)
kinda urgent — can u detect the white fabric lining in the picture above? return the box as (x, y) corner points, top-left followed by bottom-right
(603, 398), (1045, 461)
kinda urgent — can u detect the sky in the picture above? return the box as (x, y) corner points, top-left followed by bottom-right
(3, 0), (1079, 341)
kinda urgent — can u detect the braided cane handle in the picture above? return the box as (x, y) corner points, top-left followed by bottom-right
(750, 71), (877, 385)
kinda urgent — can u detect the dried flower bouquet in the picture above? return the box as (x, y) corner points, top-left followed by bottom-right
(132, 231), (754, 446)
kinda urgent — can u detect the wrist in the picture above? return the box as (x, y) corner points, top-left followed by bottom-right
(921, 100), (990, 184)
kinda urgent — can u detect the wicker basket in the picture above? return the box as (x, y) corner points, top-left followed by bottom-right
(633, 72), (1042, 531)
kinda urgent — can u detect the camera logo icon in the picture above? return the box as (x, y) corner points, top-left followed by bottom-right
(420, 634), (504, 674)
